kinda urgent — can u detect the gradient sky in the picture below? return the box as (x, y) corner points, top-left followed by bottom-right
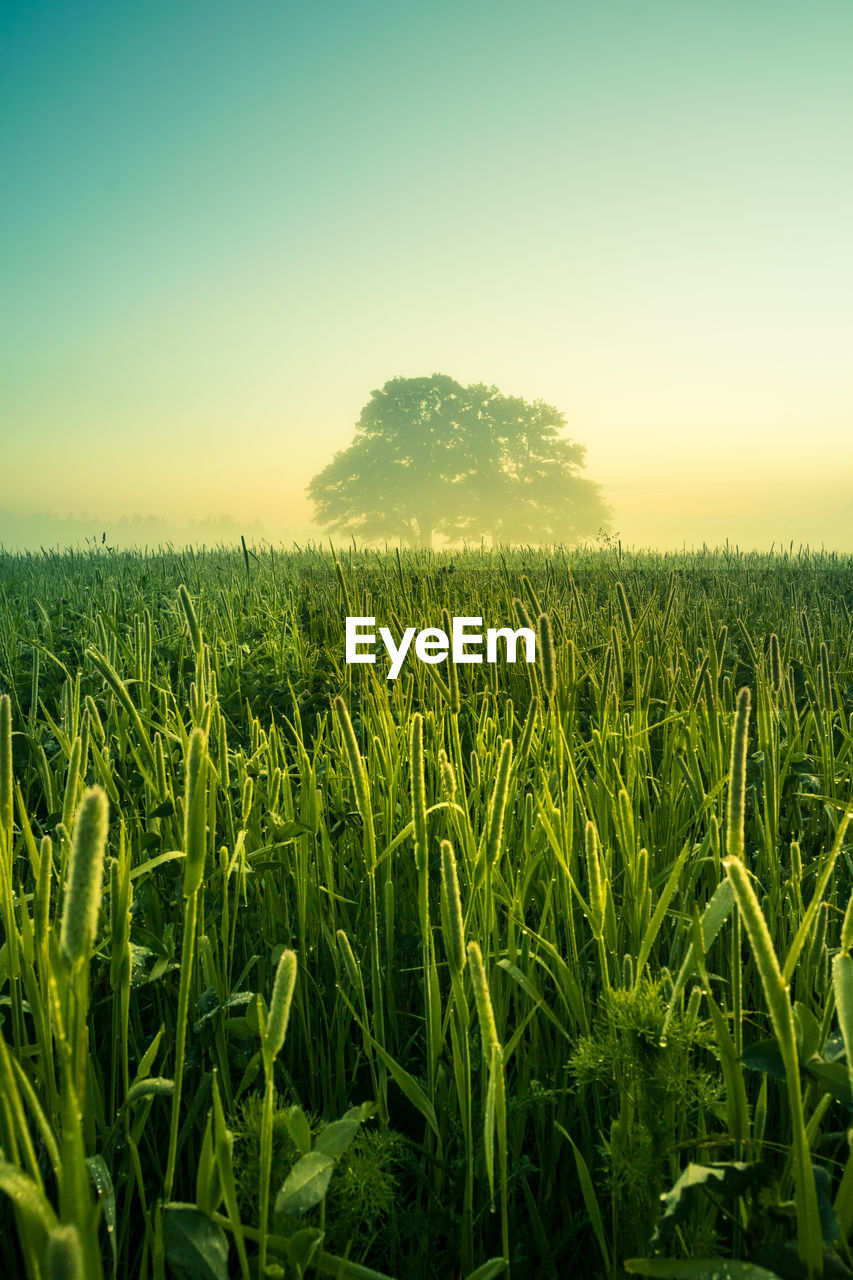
(2, 0), (852, 549)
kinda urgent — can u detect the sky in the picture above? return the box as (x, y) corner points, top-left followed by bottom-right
(1, 0), (852, 550)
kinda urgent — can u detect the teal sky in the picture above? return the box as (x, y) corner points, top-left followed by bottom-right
(2, 1), (852, 549)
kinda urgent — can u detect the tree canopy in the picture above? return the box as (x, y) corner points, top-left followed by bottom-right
(307, 374), (610, 547)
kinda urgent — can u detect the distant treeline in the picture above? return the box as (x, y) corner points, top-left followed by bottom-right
(0, 509), (265, 550)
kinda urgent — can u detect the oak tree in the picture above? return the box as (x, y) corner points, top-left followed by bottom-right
(308, 374), (609, 547)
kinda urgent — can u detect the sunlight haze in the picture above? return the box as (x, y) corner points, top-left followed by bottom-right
(1, 0), (851, 549)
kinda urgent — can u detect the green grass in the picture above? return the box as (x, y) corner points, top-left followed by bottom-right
(0, 543), (851, 1279)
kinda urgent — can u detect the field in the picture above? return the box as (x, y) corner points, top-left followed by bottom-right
(0, 545), (852, 1280)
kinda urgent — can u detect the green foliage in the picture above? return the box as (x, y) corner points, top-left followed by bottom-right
(0, 545), (852, 1278)
(233, 1094), (403, 1261)
(570, 978), (722, 1255)
(234, 1093), (306, 1223)
(651, 1161), (769, 1250)
(162, 1207), (229, 1280)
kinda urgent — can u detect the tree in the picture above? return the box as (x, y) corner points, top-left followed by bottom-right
(307, 374), (610, 547)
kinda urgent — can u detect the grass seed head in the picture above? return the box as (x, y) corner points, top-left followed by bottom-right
(485, 739), (513, 866)
(60, 786), (109, 968)
(440, 840), (465, 975)
(521, 574), (542, 618)
(410, 712), (427, 870)
(438, 748), (456, 800)
(265, 949), (298, 1062)
(467, 940), (499, 1058)
(35, 835), (53, 938)
(585, 820), (605, 934)
(513, 597), (533, 631)
(769, 632), (782, 693)
(0, 693), (12, 856)
(336, 929), (361, 991)
(538, 613), (557, 701)
(182, 728), (209, 897)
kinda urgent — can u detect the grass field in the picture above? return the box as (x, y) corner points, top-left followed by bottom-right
(0, 544), (852, 1280)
